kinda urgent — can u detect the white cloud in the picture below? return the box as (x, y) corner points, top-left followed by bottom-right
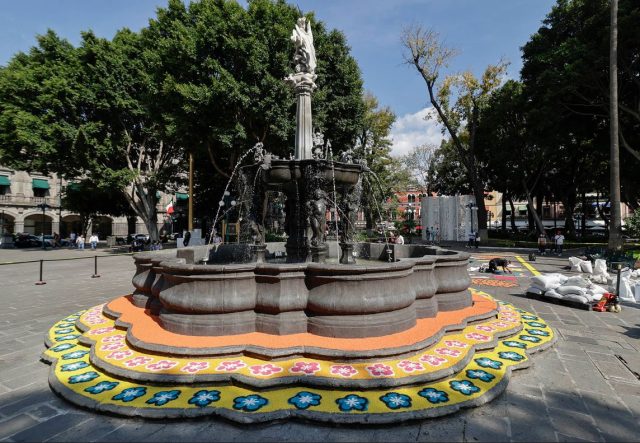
(390, 107), (445, 157)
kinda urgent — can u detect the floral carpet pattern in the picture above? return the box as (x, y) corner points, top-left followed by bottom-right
(42, 291), (555, 423)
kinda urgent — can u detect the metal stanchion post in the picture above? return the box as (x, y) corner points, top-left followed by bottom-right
(35, 259), (46, 285)
(92, 255), (100, 278)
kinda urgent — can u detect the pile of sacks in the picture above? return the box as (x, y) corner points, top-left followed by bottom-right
(526, 258), (640, 304)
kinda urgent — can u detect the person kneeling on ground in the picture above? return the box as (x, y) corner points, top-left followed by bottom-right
(488, 258), (512, 274)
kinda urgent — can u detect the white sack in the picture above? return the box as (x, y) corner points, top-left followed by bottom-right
(556, 285), (587, 296)
(526, 287), (544, 295)
(569, 257), (582, 272)
(531, 273), (567, 290)
(565, 276), (590, 287)
(593, 259), (608, 277)
(563, 294), (589, 304)
(580, 260), (593, 274)
(544, 289), (563, 299)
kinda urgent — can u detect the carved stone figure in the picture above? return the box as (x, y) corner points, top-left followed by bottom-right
(291, 17), (316, 75)
(307, 189), (326, 247)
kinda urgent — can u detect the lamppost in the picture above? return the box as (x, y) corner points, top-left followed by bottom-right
(218, 191), (237, 243)
(466, 202), (478, 235)
(487, 210), (493, 231)
(36, 203), (50, 249)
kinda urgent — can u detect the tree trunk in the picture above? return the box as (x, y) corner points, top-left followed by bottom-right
(508, 197), (517, 232)
(562, 193), (577, 237)
(523, 179), (546, 236)
(581, 192), (587, 238)
(501, 193), (508, 232)
(608, 0), (623, 250)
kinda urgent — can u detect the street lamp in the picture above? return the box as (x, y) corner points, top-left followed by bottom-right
(218, 191), (237, 242)
(466, 202), (478, 234)
(36, 203), (50, 249)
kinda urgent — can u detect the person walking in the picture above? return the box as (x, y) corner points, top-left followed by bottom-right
(554, 231), (565, 256)
(69, 231), (76, 249)
(76, 234), (85, 250)
(474, 231), (480, 249)
(89, 233), (98, 250)
(396, 233), (405, 245)
(467, 231), (475, 248)
(538, 233), (547, 255)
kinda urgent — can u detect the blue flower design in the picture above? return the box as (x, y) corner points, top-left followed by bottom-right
(503, 340), (527, 349)
(50, 343), (75, 352)
(498, 351), (525, 361)
(188, 390), (221, 408)
(54, 328), (75, 335)
(57, 323), (75, 328)
(526, 321), (547, 328)
(68, 371), (99, 384)
(418, 388), (449, 404)
(379, 392), (412, 410)
(233, 394), (268, 412)
(61, 361), (89, 372)
(288, 391), (322, 410)
(146, 390), (181, 406)
(84, 381), (119, 394)
(521, 314), (538, 320)
(466, 369), (495, 382)
(474, 357), (503, 369)
(112, 387), (147, 403)
(519, 335), (541, 343)
(526, 329), (549, 337)
(450, 380), (481, 395)
(55, 335), (80, 342)
(62, 350), (89, 360)
(336, 394), (368, 412)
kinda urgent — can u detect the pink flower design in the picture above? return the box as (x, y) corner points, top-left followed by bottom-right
(100, 343), (124, 351)
(397, 360), (424, 373)
(216, 360), (246, 372)
(465, 332), (490, 341)
(86, 318), (106, 325)
(106, 350), (133, 360)
(330, 365), (358, 377)
(476, 325), (495, 332)
(365, 363), (394, 377)
(444, 340), (468, 348)
(492, 321), (511, 328)
(289, 361), (321, 375)
(102, 335), (125, 343)
(419, 354), (447, 366)
(124, 356), (153, 367)
(249, 364), (283, 376)
(435, 347), (462, 357)
(88, 327), (116, 335)
(147, 360), (178, 371)
(181, 361), (210, 373)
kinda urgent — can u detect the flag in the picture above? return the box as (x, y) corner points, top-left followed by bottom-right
(166, 199), (174, 215)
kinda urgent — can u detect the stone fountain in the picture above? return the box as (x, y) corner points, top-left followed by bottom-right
(42, 16), (556, 423)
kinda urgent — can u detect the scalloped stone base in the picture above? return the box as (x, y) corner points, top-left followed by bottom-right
(41, 290), (556, 423)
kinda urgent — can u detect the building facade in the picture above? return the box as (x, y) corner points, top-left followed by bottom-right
(0, 166), (179, 239)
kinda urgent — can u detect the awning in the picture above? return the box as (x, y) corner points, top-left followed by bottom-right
(516, 205), (528, 212)
(176, 192), (189, 201)
(32, 179), (50, 189)
(0, 175), (10, 186)
(66, 182), (81, 191)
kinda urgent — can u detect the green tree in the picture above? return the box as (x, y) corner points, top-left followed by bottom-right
(401, 25), (507, 241)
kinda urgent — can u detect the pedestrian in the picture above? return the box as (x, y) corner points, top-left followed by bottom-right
(467, 231), (475, 248)
(53, 232), (61, 248)
(488, 258), (512, 274)
(89, 233), (98, 250)
(396, 233), (405, 245)
(538, 233), (547, 255)
(69, 231), (76, 249)
(474, 231), (480, 249)
(435, 227), (440, 243)
(76, 234), (85, 250)
(554, 230), (565, 256)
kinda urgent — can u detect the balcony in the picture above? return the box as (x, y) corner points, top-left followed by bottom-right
(0, 194), (58, 208)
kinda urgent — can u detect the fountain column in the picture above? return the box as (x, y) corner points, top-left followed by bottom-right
(294, 82), (314, 160)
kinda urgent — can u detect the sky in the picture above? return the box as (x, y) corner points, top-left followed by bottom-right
(0, 0), (556, 157)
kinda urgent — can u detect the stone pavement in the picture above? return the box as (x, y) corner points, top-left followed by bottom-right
(0, 248), (639, 442)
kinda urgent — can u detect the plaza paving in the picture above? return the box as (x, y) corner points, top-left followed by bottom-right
(0, 247), (639, 442)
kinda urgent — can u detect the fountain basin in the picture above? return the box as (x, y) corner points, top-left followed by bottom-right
(132, 243), (471, 338)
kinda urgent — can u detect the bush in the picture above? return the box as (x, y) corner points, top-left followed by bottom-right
(625, 208), (640, 238)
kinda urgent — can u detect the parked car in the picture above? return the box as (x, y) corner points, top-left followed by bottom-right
(14, 234), (42, 248)
(134, 233), (150, 244)
(43, 235), (69, 248)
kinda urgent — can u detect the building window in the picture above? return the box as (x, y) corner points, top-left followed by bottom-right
(32, 178), (50, 198)
(407, 194), (415, 203)
(0, 175), (11, 195)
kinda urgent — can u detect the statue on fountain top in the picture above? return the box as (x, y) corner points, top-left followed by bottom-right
(285, 17), (317, 90)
